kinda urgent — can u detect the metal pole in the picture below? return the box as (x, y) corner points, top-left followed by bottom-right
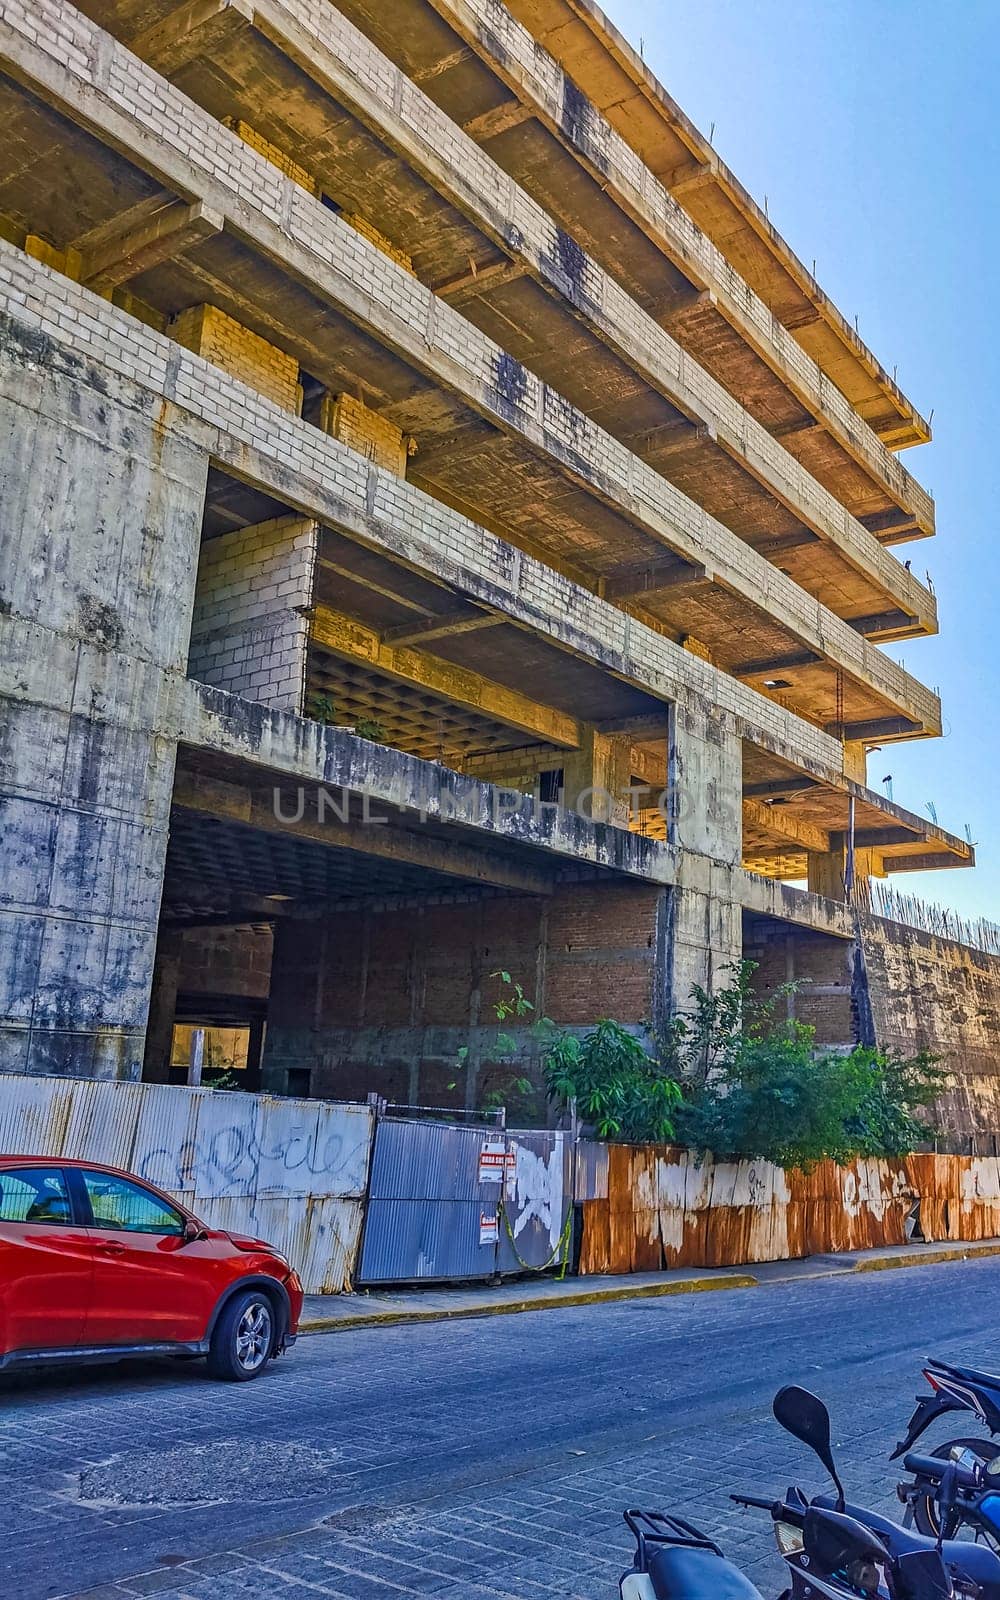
(188, 1027), (205, 1087)
(844, 793), (856, 902)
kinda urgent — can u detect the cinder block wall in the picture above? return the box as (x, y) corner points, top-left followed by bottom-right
(187, 516), (319, 712)
(261, 880), (667, 1111)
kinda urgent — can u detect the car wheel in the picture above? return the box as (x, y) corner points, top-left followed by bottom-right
(207, 1290), (275, 1382)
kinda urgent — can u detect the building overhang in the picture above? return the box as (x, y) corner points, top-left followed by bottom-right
(741, 746), (974, 879)
(502, 0), (931, 449)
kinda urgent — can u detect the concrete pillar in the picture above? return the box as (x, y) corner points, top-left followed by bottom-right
(808, 835), (887, 902)
(664, 701), (743, 1007)
(808, 834), (848, 901)
(0, 330), (207, 1077)
(562, 727), (634, 825)
(141, 930), (183, 1083)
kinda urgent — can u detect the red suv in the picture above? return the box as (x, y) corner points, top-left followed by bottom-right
(0, 1157), (303, 1382)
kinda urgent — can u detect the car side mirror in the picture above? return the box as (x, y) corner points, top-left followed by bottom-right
(773, 1386), (846, 1509)
(181, 1219), (203, 1245)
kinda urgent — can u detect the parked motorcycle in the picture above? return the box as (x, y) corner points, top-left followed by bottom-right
(894, 1445), (1000, 1556)
(892, 1359), (1000, 1540)
(620, 1385), (979, 1599)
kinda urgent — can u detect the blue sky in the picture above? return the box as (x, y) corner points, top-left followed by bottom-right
(605, 0), (999, 922)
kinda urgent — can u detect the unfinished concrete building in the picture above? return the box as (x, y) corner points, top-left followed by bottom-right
(0, 0), (994, 1135)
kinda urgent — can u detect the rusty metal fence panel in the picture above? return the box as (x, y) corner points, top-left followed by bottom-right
(576, 1145), (1000, 1276)
(0, 1073), (373, 1293)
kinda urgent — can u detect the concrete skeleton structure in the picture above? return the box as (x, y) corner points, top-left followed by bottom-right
(0, 0), (990, 1131)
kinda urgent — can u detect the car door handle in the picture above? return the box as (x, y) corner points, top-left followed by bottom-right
(95, 1241), (127, 1255)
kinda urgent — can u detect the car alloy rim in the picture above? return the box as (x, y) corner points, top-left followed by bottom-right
(235, 1300), (272, 1371)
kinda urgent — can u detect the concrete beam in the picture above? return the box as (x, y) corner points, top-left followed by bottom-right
(832, 717), (918, 741)
(125, 0), (254, 74)
(849, 610), (918, 638)
(738, 873), (856, 939)
(884, 852), (969, 873)
(460, 99), (535, 141)
(75, 198), (223, 294)
(855, 826), (930, 849)
(743, 797), (830, 855)
(173, 682), (681, 886)
(743, 776), (821, 799)
(316, 554), (441, 617)
(603, 557), (710, 602)
(310, 604), (581, 748)
(171, 769), (557, 895)
(381, 610), (505, 646)
(434, 259), (529, 305)
(732, 650), (822, 679)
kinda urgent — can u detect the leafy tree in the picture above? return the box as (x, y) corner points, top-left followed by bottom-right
(460, 961), (943, 1162)
(845, 1047), (946, 1158)
(451, 971), (543, 1123)
(671, 962), (943, 1169)
(543, 1018), (682, 1141)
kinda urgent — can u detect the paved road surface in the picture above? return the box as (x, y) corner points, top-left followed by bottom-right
(5, 1257), (1000, 1600)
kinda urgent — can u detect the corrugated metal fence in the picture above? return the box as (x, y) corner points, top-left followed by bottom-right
(6, 1072), (1000, 1292)
(0, 1073), (372, 1293)
(357, 1118), (573, 1284)
(575, 1144), (1000, 1275)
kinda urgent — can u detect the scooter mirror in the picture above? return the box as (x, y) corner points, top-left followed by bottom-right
(773, 1387), (846, 1510)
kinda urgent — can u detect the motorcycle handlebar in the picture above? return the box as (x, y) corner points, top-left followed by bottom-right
(730, 1493), (780, 1512)
(903, 1451), (982, 1489)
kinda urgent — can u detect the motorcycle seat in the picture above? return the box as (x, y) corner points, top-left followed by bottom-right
(647, 1546), (764, 1598)
(931, 1357), (1000, 1391)
(815, 1496), (1000, 1592)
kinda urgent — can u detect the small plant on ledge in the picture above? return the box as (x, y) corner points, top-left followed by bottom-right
(353, 716), (388, 742)
(304, 689), (337, 724)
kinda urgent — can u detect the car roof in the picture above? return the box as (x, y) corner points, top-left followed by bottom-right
(0, 1155), (194, 1211)
(0, 1155), (139, 1180)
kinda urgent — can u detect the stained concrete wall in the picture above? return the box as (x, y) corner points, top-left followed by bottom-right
(858, 916), (1000, 1143)
(262, 880), (669, 1109)
(0, 321), (207, 1076)
(666, 702), (743, 1002)
(744, 912), (1000, 1145)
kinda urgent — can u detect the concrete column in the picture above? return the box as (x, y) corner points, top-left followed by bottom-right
(664, 701), (743, 1007)
(141, 930), (184, 1083)
(808, 834), (847, 901)
(561, 728), (634, 825)
(808, 835), (886, 902)
(0, 329), (207, 1077)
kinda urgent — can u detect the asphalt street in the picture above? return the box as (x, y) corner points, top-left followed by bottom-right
(5, 1256), (1000, 1600)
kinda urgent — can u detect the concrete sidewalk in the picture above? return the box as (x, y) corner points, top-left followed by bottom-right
(300, 1236), (1000, 1333)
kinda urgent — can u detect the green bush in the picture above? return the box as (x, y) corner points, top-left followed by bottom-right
(669, 963), (944, 1169)
(543, 1019), (682, 1142)
(542, 960), (943, 1168)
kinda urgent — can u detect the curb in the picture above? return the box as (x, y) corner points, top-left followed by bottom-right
(299, 1239), (1000, 1335)
(300, 1273), (759, 1333)
(854, 1240), (1000, 1274)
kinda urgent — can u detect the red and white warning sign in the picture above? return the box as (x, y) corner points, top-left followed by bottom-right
(478, 1139), (514, 1183)
(479, 1210), (499, 1246)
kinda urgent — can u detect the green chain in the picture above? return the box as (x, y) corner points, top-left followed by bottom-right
(497, 1192), (573, 1279)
